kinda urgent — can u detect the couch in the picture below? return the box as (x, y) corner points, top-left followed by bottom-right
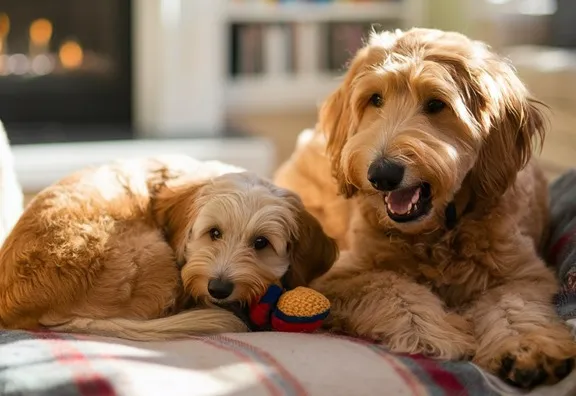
(1, 123), (575, 396)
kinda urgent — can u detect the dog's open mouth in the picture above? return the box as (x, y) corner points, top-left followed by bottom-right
(384, 183), (432, 222)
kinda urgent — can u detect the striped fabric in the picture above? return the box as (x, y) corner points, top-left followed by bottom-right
(0, 330), (501, 396)
(3, 329), (575, 396)
(548, 169), (576, 321)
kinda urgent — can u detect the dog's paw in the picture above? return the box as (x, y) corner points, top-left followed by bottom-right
(497, 352), (574, 389)
(489, 334), (576, 389)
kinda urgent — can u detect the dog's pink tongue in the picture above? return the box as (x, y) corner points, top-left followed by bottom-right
(387, 186), (420, 214)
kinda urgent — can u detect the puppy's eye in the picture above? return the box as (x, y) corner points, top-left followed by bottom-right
(253, 237), (269, 251)
(425, 99), (446, 114)
(369, 93), (383, 108)
(209, 228), (222, 241)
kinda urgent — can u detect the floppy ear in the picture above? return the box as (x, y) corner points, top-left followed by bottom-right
(466, 55), (547, 202)
(152, 180), (207, 263)
(281, 192), (339, 288)
(319, 46), (372, 198)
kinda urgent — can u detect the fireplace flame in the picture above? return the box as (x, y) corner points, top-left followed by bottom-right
(0, 13), (9, 56)
(30, 18), (53, 46)
(0, 13), (9, 37)
(59, 39), (83, 69)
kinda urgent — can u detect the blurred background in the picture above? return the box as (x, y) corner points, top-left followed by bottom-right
(1, 0), (575, 197)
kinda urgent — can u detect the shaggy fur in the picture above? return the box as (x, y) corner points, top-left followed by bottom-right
(275, 129), (352, 249)
(274, 28), (576, 389)
(0, 155), (337, 340)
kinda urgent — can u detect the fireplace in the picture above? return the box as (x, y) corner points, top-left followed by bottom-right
(0, 0), (132, 144)
(6, 0), (272, 194)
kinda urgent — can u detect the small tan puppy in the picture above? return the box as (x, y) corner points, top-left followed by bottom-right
(0, 155), (337, 340)
(275, 28), (576, 388)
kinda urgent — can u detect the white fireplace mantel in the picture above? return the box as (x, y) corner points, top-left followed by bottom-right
(133, 0), (227, 138)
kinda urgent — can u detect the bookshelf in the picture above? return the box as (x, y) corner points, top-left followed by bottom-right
(133, 0), (427, 138)
(223, 0), (426, 114)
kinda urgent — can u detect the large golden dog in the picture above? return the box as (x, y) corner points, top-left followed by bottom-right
(0, 155), (337, 340)
(275, 28), (576, 388)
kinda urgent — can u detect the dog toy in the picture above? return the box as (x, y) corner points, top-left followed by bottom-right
(248, 284), (330, 333)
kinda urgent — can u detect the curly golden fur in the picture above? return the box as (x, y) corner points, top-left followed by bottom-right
(274, 28), (576, 389)
(0, 155), (337, 340)
(275, 129), (353, 249)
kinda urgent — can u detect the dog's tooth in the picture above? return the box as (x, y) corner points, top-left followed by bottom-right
(411, 190), (421, 204)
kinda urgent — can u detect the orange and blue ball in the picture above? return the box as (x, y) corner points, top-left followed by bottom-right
(248, 285), (330, 333)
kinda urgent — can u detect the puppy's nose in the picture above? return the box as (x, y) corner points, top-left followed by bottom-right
(367, 158), (405, 191)
(208, 278), (235, 300)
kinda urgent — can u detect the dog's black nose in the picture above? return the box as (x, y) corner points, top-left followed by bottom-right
(208, 278), (234, 299)
(367, 158), (405, 191)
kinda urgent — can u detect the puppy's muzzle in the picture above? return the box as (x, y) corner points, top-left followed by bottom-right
(208, 278), (235, 300)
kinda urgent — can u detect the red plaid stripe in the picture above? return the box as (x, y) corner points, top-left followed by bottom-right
(198, 335), (307, 396)
(33, 331), (116, 396)
(549, 227), (576, 266)
(320, 333), (476, 396)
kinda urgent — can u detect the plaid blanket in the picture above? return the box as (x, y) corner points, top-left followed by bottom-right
(0, 330), (500, 396)
(549, 169), (576, 323)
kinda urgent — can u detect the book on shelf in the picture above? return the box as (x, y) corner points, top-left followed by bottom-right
(230, 23), (296, 78)
(228, 0), (403, 79)
(230, 21), (402, 78)
(230, 24), (265, 76)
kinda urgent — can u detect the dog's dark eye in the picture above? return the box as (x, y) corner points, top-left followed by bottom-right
(425, 99), (446, 114)
(209, 228), (222, 241)
(253, 237), (269, 251)
(369, 93), (383, 108)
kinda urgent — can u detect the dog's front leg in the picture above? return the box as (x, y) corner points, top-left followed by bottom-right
(311, 252), (475, 360)
(468, 256), (576, 389)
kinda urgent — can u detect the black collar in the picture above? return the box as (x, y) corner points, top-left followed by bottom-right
(444, 173), (477, 231)
(445, 201), (459, 230)
(444, 189), (476, 230)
